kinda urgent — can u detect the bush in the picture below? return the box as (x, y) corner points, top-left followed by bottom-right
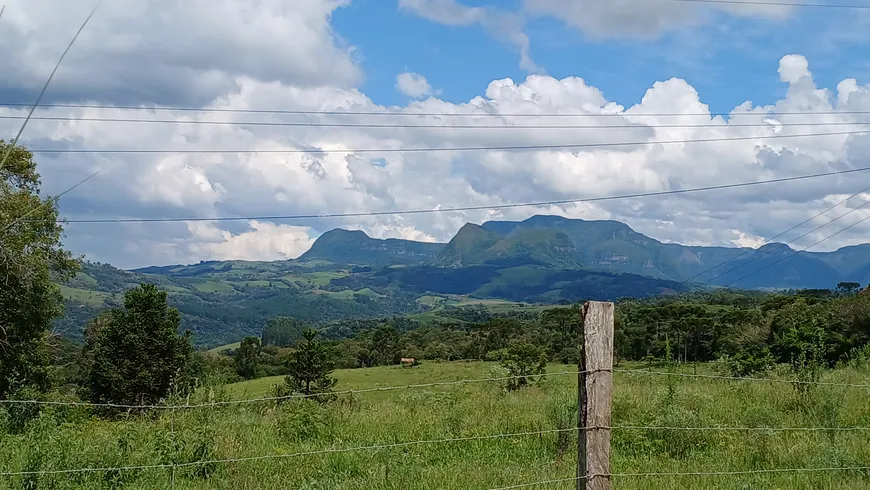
(498, 342), (547, 391)
(715, 345), (775, 378)
(3, 386), (43, 434)
(277, 400), (334, 443)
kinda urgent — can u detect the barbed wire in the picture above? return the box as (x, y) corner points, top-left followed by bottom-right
(3, 424), (870, 478)
(0, 370), (587, 409)
(4, 366), (868, 409)
(488, 465), (870, 489)
(607, 425), (870, 432)
(614, 368), (870, 388)
(0, 427), (578, 477)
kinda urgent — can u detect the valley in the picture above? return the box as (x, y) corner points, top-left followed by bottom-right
(55, 215), (870, 346)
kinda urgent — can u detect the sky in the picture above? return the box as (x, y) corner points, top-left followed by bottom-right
(4, 0), (870, 269)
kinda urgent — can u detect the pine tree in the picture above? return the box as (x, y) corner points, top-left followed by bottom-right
(283, 329), (337, 401)
(81, 284), (195, 409)
(234, 336), (261, 379)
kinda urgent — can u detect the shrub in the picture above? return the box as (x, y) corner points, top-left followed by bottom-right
(498, 342), (547, 391)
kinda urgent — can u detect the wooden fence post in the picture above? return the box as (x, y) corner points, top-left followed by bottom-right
(578, 301), (614, 490)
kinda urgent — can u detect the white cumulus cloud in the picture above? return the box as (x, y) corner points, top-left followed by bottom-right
(5, 6), (870, 269)
(396, 72), (434, 98)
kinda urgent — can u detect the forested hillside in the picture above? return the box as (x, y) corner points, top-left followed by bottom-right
(54, 214), (870, 346)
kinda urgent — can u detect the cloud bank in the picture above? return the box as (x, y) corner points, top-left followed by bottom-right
(2, 1), (869, 270)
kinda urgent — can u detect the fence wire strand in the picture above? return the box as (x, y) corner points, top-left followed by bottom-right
(488, 466), (870, 489)
(0, 370), (589, 409)
(0, 427), (578, 477)
(615, 368), (870, 388)
(3, 367), (868, 409)
(4, 424), (870, 478)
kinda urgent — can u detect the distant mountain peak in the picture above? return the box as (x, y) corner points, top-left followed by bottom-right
(756, 242), (793, 253)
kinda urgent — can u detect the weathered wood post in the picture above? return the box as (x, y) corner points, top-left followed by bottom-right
(578, 301), (614, 490)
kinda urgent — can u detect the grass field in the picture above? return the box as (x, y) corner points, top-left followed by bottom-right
(410, 295), (551, 323)
(58, 285), (113, 306)
(207, 342), (241, 355)
(2, 361), (870, 489)
(282, 271), (347, 287)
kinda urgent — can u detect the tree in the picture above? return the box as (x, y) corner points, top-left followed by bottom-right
(499, 341), (547, 391)
(836, 282), (862, 297)
(0, 142), (79, 399)
(81, 284), (195, 407)
(261, 316), (305, 347)
(283, 329), (337, 401)
(234, 336), (261, 379)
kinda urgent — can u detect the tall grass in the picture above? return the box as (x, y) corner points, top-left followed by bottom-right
(1, 361), (869, 489)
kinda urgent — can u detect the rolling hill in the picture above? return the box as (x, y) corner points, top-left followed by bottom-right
(54, 215), (870, 346)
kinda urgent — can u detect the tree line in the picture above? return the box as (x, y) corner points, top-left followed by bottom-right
(217, 283), (870, 386)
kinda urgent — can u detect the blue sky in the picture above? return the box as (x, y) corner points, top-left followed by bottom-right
(5, 0), (870, 267)
(333, 0), (865, 114)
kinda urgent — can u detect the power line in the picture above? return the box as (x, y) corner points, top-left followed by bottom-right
(7, 103), (870, 118)
(0, 0), (102, 173)
(670, 0), (870, 9)
(5, 114), (870, 129)
(22, 128), (870, 155)
(54, 166), (870, 224)
(722, 209), (870, 287)
(1, 169), (101, 234)
(710, 197), (870, 283)
(687, 183), (870, 284)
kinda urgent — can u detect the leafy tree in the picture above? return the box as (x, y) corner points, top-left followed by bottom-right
(499, 341), (547, 391)
(362, 324), (400, 366)
(81, 284), (195, 408)
(283, 329), (337, 401)
(836, 282), (862, 297)
(234, 336), (261, 379)
(262, 316), (305, 347)
(0, 142), (79, 399)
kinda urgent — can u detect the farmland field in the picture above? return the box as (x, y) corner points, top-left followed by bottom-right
(2, 361), (869, 489)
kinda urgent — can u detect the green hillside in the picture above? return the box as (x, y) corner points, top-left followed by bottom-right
(53, 214), (870, 347)
(299, 228), (444, 265)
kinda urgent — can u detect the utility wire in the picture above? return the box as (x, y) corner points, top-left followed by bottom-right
(7, 103), (870, 118)
(4, 114), (870, 129)
(0, 1), (102, 173)
(722, 210), (870, 287)
(20, 128), (870, 155)
(0, 170), (101, 234)
(685, 183), (870, 284)
(51, 166), (870, 224)
(670, 0), (870, 8)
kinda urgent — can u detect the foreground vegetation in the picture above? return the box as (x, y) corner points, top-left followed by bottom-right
(2, 360), (870, 489)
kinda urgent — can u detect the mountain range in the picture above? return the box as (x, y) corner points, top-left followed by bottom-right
(55, 215), (870, 347)
(300, 215), (870, 289)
